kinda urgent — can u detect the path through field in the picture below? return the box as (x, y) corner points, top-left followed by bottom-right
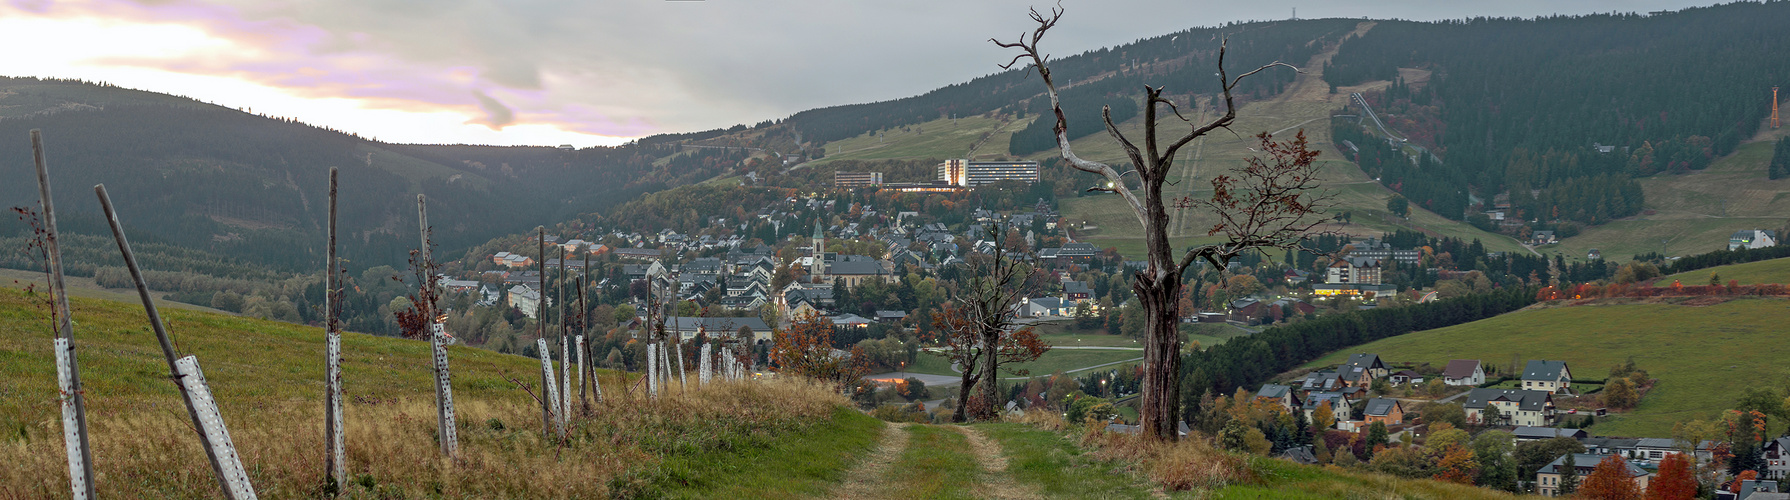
(823, 422), (1042, 500)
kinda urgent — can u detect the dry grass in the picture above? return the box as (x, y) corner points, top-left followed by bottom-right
(1077, 428), (1253, 492)
(0, 378), (846, 498)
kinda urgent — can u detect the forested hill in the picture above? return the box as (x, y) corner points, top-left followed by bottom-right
(761, 18), (1361, 155)
(0, 78), (752, 274)
(1323, 2), (1790, 225)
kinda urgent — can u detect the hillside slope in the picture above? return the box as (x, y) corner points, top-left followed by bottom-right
(0, 288), (874, 497)
(1306, 296), (1790, 438)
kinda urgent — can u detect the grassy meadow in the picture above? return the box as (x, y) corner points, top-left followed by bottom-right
(1654, 256), (1790, 287)
(0, 288), (872, 498)
(1303, 296), (1790, 437)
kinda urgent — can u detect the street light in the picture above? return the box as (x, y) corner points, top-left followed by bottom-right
(1101, 378), (1108, 398)
(900, 360), (906, 380)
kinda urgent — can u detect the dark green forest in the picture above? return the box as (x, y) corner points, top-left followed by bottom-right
(1324, 2), (1790, 223)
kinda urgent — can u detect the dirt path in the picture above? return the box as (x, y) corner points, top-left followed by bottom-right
(950, 426), (1042, 500)
(829, 422), (911, 499)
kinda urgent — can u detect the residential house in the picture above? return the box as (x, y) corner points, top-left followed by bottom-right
(1532, 230), (1557, 246)
(1298, 371), (1350, 396)
(1535, 454), (1649, 497)
(1063, 280), (1093, 303)
(1362, 398), (1404, 426)
(615, 248), (664, 261)
(1580, 437), (1641, 458)
(1763, 437), (1790, 479)
(656, 316), (773, 342)
(1443, 359), (1485, 386)
(1731, 229), (1780, 251)
(1462, 388), (1555, 427)
(1302, 392), (1354, 428)
(831, 313), (874, 329)
(1522, 360), (1574, 394)
(1735, 481), (1787, 500)
(1511, 426), (1587, 443)
(1256, 384), (1301, 413)
(1342, 353), (1390, 381)
(874, 310), (908, 323)
(1634, 438), (1683, 462)
(1037, 242), (1098, 268)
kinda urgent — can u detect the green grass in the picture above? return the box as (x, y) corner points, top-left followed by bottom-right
(888, 425), (981, 500)
(1654, 256), (1790, 287)
(1209, 455), (1516, 499)
(656, 407), (882, 499)
(815, 114), (1030, 164)
(975, 423), (1164, 499)
(1301, 296), (1790, 437)
(909, 348), (1142, 379)
(1549, 138), (1790, 263)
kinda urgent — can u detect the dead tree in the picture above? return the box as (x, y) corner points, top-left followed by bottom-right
(416, 195), (458, 457)
(995, 6), (1333, 440)
(96, 184), (257, 499)
(31, 130), (94, 498)
(933, 225), (1048, 422)
(323, 167), (346, 487)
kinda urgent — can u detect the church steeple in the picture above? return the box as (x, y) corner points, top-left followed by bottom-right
(813, 218), (826, 278)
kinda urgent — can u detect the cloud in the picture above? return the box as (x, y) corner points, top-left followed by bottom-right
(469, 89), (514, 129)
(0, 0), (1727, 145)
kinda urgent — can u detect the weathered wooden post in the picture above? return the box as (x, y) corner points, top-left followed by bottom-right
(573, 333), (585, 407)
(674, 337), (687, 392)
(34, 131), (93, 499)
(96, 184), (256, 499)
(323, 167), (346, 486)
(418, 195), (458, 458)
(536, 338), (561, 440)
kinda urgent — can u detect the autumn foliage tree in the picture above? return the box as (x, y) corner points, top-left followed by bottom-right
(995, 6), (1332, 440)
(1579, 454), (1641, 500)
(772, 312), (867, 388)
(1646, 453), (1697, 500)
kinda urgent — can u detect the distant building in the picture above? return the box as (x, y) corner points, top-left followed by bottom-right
(1536, 454), (1649, 497)
(937, 159), (1040, 187)
(1731, 229), (1779, 251)
(834, 171), (884, 188)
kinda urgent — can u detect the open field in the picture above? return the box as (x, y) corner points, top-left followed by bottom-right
(1548, 138), (1790, 263)
(813, 114), (1034, 165)
(1303, 296), (1790, 437)
(0, 287), (871, 497)
(1654, 256), (1790, 287)
(908, 347), (1141, 380)
(0, 268), (225, 314)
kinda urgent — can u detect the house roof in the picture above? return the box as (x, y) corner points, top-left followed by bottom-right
(1257, 384), (1292, 399)
(1462, 388), (1552, 412)
(1635, 438), (1677, 449)
(1522, 360), (1570, 381)
(657, 316), (771, 333)
(1344, 353), (1384, 371)
(1511, 426), (1585, 440)
(830, 259), (889, 276)
(1580, 437), (1641, 450)
(831, 313), (874, 326)
(1302, 392), (1347, 410)
(1537, 454), (1647, 478)
(1064, 281), (1092, 295)
(1443, 359), (1481, 379)
(1363, 398), (1400, 417)
(1029, 297), (1065, 309)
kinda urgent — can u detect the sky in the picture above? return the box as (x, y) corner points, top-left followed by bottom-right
(0, 0), (1721, 147)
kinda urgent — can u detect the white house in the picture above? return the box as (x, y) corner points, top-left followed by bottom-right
(1731, 229), (1779, 251)
(1443, 359), (1485, 386)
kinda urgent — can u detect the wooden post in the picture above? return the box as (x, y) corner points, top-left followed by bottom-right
(573, 334), (585, 408)
(96, 184), (256, 499)
(33, 131), (93, 499)
(419, 195), (457, 458)
(323, 167), (345, 486)
(674, 337), (686, 392)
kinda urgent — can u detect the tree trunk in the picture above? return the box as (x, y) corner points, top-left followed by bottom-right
(953, 358), (976, 423)
(1136, 181), (1184, 441)
(979, 330), (1000, 418)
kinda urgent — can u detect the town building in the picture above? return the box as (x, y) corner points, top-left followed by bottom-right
(1443, 359), (1485, 386)
(1535, 454), (1650, 497)
(1732, 229), (1780, 251)
(1522, 360), (1574, 394)
(1462, 388), (1555, 427)
(937, 159), (1041, 187)
(834, 171), (885, 188)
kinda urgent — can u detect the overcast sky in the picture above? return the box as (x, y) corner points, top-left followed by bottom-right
(0, 0), (1721, 146)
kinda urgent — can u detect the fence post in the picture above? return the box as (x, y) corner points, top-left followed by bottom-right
(33, 130), (93, 499)
(96, 184), (256, 499)
(323, 167), (345, 486)
(418, 195), (456, 458)
(647, 343), (659, 399)
(699, 343), (712, 385)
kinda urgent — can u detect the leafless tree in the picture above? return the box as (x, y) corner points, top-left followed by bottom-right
(994, 6), (1335, 440)
(933, 223), (1048, 422)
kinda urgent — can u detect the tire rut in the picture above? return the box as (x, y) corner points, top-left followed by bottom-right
(950, 426), (1042, 500)
(828, 422), (910, 500)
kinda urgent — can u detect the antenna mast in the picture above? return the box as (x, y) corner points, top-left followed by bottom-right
(1773, 86), (1781, 129)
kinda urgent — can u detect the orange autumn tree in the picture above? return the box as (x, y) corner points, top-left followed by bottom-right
(1646, 453), (1697, 500)
(1579, 454), (1641, 500)
(771, 311), (866, 387)
(1729, 470), (1760, 494)
(1430, 444), (1478, 485)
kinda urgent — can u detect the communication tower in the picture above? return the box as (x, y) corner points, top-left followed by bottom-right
(1775, 86), (1781, 129)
